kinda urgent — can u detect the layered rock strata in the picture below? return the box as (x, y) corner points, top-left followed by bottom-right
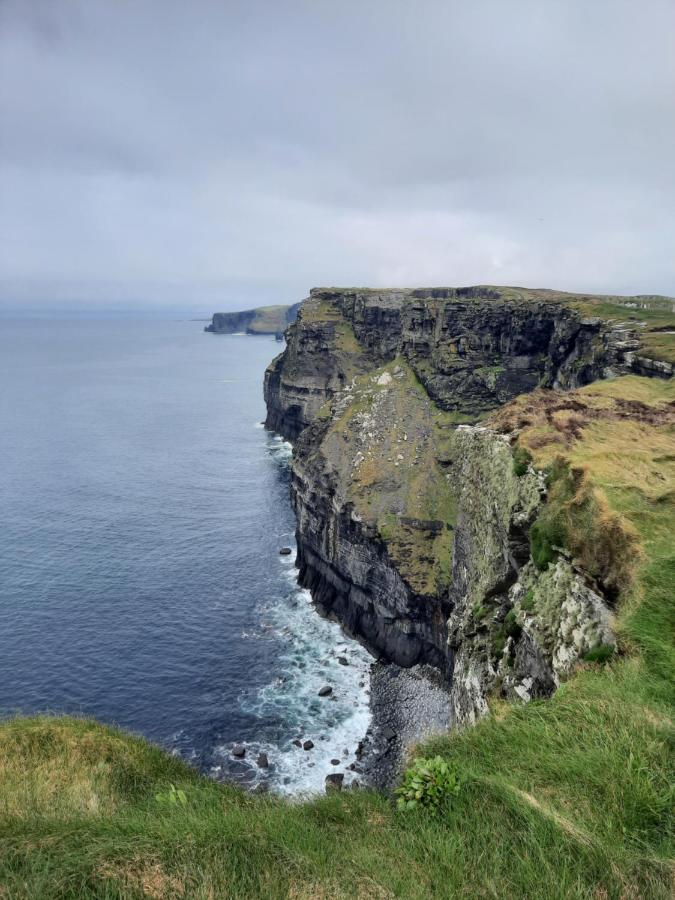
(264, 286), (672, 726)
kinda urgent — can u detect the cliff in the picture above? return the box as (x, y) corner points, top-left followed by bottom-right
(205, 302), (301, 335)
(265, 285), (674, 726)
(2, 287), (672, 897)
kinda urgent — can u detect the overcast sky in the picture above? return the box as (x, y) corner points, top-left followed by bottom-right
(1, 0), (674, 314)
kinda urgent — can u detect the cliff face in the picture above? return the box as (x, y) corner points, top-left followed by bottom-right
(205, 302), (300, 335)
(265, 287), (672, 433)
(264, 285), (673, 726)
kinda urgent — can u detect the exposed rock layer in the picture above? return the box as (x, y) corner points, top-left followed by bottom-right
(265, 286), (672, 435)
(264, 286), (672, 726)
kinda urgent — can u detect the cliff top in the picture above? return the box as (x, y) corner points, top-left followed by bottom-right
(205, 302), (300, 335)
(303, 285), (675, 364)
(309, 284), (674, 305)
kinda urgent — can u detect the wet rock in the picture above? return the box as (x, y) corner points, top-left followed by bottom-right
(232, 745), (246, 758)
(337, 656), (349, 666)
(381, 726), (396, 742)
(325, 773), (344, 793)
(318, 685), (332, 697)
(292, 739), (302, 748)
(279, 547), (292, 555)
(256, 753), (269, 768)
(331, 758), (341, 765)
(303, 740), (314, 751)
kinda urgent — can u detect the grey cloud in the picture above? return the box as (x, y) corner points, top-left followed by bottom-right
(1, 0), (674, 313)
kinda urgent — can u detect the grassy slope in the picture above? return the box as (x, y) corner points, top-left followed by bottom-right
(1, 376), (673, 899)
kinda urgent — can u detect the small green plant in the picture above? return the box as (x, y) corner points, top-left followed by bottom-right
(520, 589), (535, 612)
(530, 515), (565, 570)
(582, 644), (616, 665)
(378, 513), (398, 543)
(492, 628), (507, 658)
(472, 603), (487, 621)
(155, 783), (188, 807)
(491, 610), (522, 660)
(395, 756), (460, 813)
(512, 445), (532, 477)
(504, 609), (522, 641)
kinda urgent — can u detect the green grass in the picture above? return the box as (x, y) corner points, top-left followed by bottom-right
(1, 698), (671, 899)
(513, 444), (533, 477)
(1, 375), (673, 898)
(639, 330), (675, 365)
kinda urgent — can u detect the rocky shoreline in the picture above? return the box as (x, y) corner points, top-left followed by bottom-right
(357, 661), (453, 789)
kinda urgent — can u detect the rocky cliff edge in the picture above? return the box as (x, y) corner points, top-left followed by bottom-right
(264, 286), (674, 727)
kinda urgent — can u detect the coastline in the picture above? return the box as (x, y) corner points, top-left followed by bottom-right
(264, 433), (455, 794)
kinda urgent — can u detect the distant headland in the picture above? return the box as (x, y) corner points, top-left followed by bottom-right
(205, 302), (301, 336)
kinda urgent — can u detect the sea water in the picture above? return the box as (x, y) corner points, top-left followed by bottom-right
(0, 318), (371, 793)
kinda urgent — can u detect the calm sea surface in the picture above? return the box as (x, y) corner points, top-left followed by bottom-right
(0, 318), (370, 792)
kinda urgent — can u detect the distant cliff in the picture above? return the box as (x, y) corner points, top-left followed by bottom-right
(264, 285), (674, 726)
(205, 302), (301, 335)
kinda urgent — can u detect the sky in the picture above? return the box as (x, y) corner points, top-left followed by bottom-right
(1, 0), (674, 315)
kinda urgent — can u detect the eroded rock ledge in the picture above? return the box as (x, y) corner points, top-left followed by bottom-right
(264, 286), (672, 727)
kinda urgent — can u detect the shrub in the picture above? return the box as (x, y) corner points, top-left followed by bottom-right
(504, 609), (522, 641)
(513, 445), (532, 477)
(582, 644), (616, 665)
(520, 589), (535, 612)
(529, 457), (640, 593)
(530, 515), (565, 571)
(491, 629), (507, 658)
(472, 603), (487, 621)
(395, 756), (461, 813)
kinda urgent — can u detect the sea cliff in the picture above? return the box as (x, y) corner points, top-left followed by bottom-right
(265, 286), (673, 727)
(205, 302), (301, 335)
(1, 286), (672, 897)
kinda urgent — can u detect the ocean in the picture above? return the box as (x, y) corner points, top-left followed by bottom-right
(0, 318), (371, 793)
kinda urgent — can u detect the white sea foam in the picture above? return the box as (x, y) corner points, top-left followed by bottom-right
(228, 434), (373, 796)
(270, 441), (293, 464)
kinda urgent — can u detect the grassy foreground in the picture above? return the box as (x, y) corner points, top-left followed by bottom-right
(1, 376), (673, 899)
